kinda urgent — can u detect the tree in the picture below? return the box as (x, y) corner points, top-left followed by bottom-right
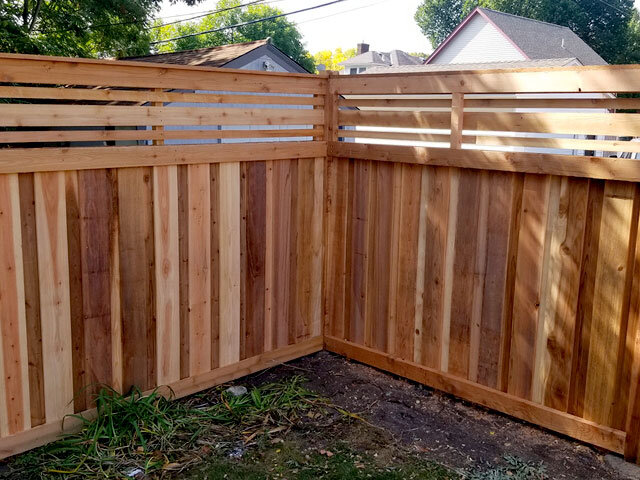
(152, 0), (315, 72)
(414, 0), (640, 64)
(313, 47), (356, 72)
(0, 0), (199, 58)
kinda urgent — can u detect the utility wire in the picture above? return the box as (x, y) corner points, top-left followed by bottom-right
(296, 0), (391, 25)
(151, 0), (348, 45)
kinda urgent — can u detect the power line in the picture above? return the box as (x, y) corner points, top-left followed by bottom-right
(296, 0), (391, 26)
(151, 0), (349, 45)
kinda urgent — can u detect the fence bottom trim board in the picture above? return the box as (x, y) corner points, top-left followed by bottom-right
(323, 336), (626, 455)
(0, 336), (323, 460)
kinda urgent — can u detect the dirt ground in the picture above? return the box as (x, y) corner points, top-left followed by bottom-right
(238, 351), (621, 480)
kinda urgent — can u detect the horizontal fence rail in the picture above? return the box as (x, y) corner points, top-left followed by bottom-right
(1, 55), (640, 464)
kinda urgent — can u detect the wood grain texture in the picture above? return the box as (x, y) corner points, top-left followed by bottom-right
(508, 174), (550, 400)
(34, 172), (73, 422)
(17, 174), (45, 428)
(210, 164), (220, 370)
(0, 174), (30, 435)
(153, 166), (180, 384)
(118, 167), (156, 393)
(218, 163), (241, 366)
(188, 164), (212, 375)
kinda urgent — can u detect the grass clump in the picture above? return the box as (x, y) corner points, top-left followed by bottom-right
(1, 375), (319, 479)
(466, 455), (548, 480)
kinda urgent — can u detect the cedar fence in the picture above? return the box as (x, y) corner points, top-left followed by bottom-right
(0, 54), (639, 463)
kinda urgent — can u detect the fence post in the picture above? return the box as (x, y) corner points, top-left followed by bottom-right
(450, 92), (464, 149)
(324, 71), (339, 143)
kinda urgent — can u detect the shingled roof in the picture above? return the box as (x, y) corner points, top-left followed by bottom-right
(125, 39), (269, 68)
(427, 7), (607, 66)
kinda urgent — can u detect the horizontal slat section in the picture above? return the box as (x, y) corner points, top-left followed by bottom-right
(0, 142), (326, 173)
(0, 105), (323, 127)
(0, 336), (323, 459)
(338, 110), (450, 128)
(324, 337), (626, 454)
(0, 128), (321, 144)
(472, 135), (640, 153)
(334, 65), (640, 94)
(465, 112), (640, 137)
(0, 86), (323, 106)
(340, 97), (640, 110)
(329, 141), (640, 182)
(340, 130), (450, 143)
(0, 54), (324, 94)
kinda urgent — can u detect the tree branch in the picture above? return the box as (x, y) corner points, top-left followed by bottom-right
(27, 0), (44, 32)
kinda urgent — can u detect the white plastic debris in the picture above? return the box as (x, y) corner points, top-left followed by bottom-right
(226, 385), (248, 396)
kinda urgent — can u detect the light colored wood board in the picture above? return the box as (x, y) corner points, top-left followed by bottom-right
(624, 187), (640, 462)
(0, 54), (325, 93)
(328, 142), (640, 183)
(286, 162), (299, 346)
(348, 160), (370, 345)
(364, 162), (394, 351)
(440, 168), (460, 372)
(0, 86), (324, 105)
(508, 174), (550, 400)
(0, 174), (30, 435)
(338, 110), (450, 129)
(568, 180), (605, 418)
(447, 169), (481, 378)
(0, 335), (323, 460)
(394, 164), (422, 361)
(469, 172), (490, 383)
(413, 167), (430, 363)
(0, 128), (323, 145)
(34, 171), (73, 422)
(210, 164), (220, 370)
(242, 162), (266, 358)
(17, 174), (45, 427)
(473, 135), (640, 155)
(0, 142), (327, 175)
(64, 171), (84, 413)
(583, 181), (636, 427)
(218, 163), (241, 366)
(339, 98), (452, 108)
(465, 112), (640, 137)
(324, 336), (626, 454)
(534, 178), (588, 410)
(420, 167), (452, 369)
(0, 104), (324, 128)
(153, 166), (180, 384)
(332, 64), (640, 94)
(450, 93), (464, 149)
(177, 166), (190, 378)
(78, 170), (118, 403)
(476, 172), (515, 389)
(323, 158), (350, 339)
(187, 164), (212, 375)
(310, 158), (324, 338)
(340, 130), (450, 143)
(117, 167), (156, 392)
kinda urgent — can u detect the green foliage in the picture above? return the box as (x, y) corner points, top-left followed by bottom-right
(152, 0), (315, 72)
(2, 376), (319, 479)
(467, 455), (548, 480)
(312, 47), (356, 72)
(415, 0), (640, 64)
(0, 0), (200, 58)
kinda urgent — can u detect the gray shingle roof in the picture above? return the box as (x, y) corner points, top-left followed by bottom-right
(366, 57), (580, 74)
(340, 49), (423, 67)
(478, 8), (607, 66)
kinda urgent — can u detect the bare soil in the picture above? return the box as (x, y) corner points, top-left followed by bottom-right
(241, 351), (621, 479)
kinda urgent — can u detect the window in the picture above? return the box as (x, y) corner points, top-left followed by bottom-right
(358, 67), (366, 73)
(350, 68), (358, 74)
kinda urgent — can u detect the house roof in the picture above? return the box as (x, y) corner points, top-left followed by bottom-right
(366, 57), (580, 74)
(427, 7), (607, 66)
(340, 49), (423, 67)
(125, 39), (270, 68)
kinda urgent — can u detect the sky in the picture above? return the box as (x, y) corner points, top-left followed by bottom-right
(158, 0), (640, 56)
(158, 0), (430, 54)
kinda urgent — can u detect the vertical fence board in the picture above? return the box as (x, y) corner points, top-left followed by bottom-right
(118, 167), (155, 392)
(349, 160), (369, 345)
(18, 174), (45, 428)
(219, 162), (241, 366)
(0, 174), (30, 435)
(153, 166), (180, 384)
(35, 171), (73, 422)
(178, 166), (190, 379)
(188, 164), (212, 375)
(210, 164), (220, 370)
(311, 158), (324, 338)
